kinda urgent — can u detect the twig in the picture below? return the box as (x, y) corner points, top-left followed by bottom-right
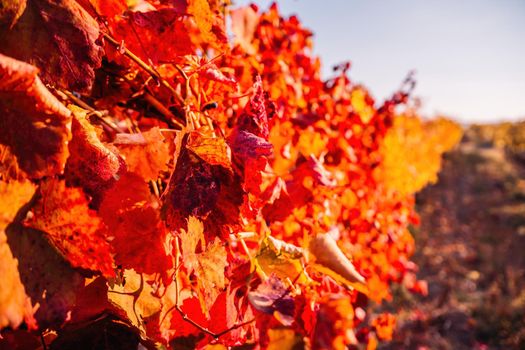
(142, 92), (185, 129)
(150, 180), (160, 198)
(103, 33), (184, 106)
(59, 89), (125, 133)
(40, 332), (47, 350)
(159, 260), (303, 343)
(173, 64), (200, 102)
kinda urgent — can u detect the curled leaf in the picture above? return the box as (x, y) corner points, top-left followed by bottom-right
(309, 234), (365, 285)
(266, 236), (304, 259)
(65, 106), (124, 200)
(199, 63), (237, 87)
(248, 275), (294, 326)
(0, 54), (71, 178)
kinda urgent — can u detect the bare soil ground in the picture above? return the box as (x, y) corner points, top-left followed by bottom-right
(383, 131), (525, 350)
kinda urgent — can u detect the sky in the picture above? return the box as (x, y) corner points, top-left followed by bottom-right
(235, 0), (525, 123)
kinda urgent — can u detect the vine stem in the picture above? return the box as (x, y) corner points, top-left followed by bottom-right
(158, 264), (304, 343)
(103, 33), (185, 106)
(59, 89), (125, 133)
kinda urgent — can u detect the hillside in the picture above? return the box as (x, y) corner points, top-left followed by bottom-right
(384, 123), (525, 349)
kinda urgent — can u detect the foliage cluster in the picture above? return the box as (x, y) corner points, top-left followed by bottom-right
(0, 1), (460, 349)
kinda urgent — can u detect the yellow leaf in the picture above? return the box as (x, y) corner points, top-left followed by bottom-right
(180, 216), (227, 317)
(188, 0), (215, 44)
(108, 269), (161, 337)
(0, 180), (36, 329)
(267, 328), (303, 350)
(255, 239), (310, 285)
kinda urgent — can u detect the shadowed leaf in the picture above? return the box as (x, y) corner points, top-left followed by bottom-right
(0, 0), (103, 91)
(0, 180), (35, 330)
(0, 54), (71, 178)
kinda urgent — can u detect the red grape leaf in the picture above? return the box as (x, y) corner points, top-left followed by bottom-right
(99, 172), (171, 274)
(163, 291), (244, 346)
(163, 133), (244, 236)
(113, 127), (170, 181)
(0, 54), (71, 179)
(0, 180), (36, 330)
(69, 276), (111, 324)
(24, 179), (115, 277)
(228, 77), (274, 200)
(108, 8), (194, 64)
(230, 130), (273, 196)
(65, 106), (124, 201)
(164, 133), (219, 226)
(0, 0), (103, 92)
(180, 216), (227, 316)
(235, 76), (272, 139)
(294, 155), (337, 187)
(230, 130), (273, 163)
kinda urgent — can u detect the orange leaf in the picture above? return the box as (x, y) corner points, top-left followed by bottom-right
(25, 179), (114, 277)
(108, 8), (194, 64)
(65, 106), (124, 200)
(187, 131), (233, 171)
(187, 0), (216, 45)
(113, 127), (170, 181)
(107, 269), (162, 338)
(76, 0), (127, 19)
(372, 313), (396, 341)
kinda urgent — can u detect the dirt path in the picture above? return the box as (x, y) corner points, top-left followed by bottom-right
(384, 138), (525, 349)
